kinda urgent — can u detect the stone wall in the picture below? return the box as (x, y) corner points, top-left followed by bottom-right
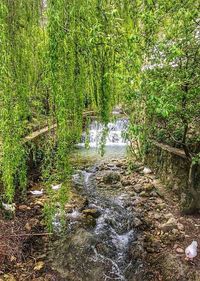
(145, 144), (189, 195)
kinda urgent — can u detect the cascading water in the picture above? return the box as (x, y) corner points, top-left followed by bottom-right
(50, 118), (144, 281)
(76, 118), (129, 160)
(78, 119), (129, 148)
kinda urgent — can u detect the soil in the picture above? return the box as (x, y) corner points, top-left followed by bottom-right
(0, 160), (200, 281)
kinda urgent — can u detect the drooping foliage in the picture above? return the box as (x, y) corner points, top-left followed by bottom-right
(0, 0), (42, 202)
(0, 0), (199, 213)
(0, 0), (123, 204)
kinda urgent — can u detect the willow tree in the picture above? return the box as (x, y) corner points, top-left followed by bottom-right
(0, 0), (125, 208)
(46, 0), (123, 170)
(0, 0), (42, 202)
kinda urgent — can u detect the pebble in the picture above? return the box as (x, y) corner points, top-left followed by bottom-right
(34, 261), (45, 271)
(176, 247), (184, 254)
(177, 223), (184, 231)
(143, 167), (152, 174)
(18, 205), (31, 211)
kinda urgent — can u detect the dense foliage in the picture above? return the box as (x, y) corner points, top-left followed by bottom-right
(0, 0), (199, 212)
(123, 0), (200, 211)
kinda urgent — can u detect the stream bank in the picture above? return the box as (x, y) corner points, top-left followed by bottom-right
(1, 157), (200, 281)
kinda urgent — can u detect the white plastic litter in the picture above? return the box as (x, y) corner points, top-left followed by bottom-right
(2, 202), (16, 212)
(30, 189), (44, 196)
(143, 167), (152, 174)
(51, 183), (62, 191)
(185, 241), (198, 260)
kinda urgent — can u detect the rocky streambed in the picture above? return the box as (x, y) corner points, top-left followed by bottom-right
(49, 160), (143, 281)
(48, 159), (200, 281)
(1, 157), (200, 281)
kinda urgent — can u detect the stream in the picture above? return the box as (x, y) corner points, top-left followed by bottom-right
(49, 118), (144, 281)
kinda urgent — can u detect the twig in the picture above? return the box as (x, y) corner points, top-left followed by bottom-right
(0, 232), (53, 238)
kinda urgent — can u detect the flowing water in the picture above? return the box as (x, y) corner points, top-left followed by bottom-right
(78, 118), (128, 148)
(76, 118), (128, 161)
(50, 118), (144, 281)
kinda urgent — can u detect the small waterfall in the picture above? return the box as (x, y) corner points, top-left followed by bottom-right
(50, 118), (144, 281)
(78, 119), (128, 148)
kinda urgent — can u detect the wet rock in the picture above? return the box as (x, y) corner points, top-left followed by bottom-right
(50, 228), (109, 280)
(82, 208), (101, 218)
(103, 171), (121, 184)
(132, 217), (143, 227)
